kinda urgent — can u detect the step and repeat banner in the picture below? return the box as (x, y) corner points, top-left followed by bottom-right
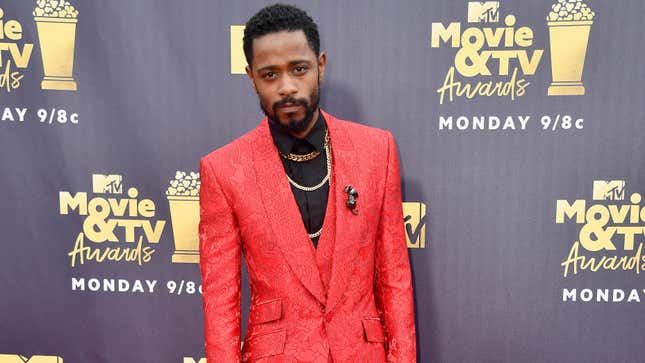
(1, 0), (643, 362)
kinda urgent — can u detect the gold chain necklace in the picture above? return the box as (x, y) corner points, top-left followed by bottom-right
(279, 129), (329, 162)
(283, 129), (330, 239)
(308, 226), (323, 239)
(286, 141), (331, 192)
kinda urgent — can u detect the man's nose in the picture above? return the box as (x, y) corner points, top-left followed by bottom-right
(278, 75), (298, 97)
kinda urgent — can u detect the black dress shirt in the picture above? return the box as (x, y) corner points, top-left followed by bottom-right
(268, 113), (329, 249)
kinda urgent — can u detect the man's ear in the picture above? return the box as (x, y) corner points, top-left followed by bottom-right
(317, 51), (327, 84)
(245, 65), (257, 91)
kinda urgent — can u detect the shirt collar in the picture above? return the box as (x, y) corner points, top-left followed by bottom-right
(269, 112), (326, 155)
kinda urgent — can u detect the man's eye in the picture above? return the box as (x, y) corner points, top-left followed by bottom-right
(294, 66), (308, 74)
(263, 72), (277, 79)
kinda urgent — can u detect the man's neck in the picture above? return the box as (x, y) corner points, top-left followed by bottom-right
(289, 108), (320, 139)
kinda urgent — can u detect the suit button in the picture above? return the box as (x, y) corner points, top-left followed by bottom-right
(325, 315), (332, 323)
(321, 306), (326, 313)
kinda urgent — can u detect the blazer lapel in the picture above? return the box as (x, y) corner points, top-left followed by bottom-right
(322, 110), (367, 315)
(252, 117), (327, 305)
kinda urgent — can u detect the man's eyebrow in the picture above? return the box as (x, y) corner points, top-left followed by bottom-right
(256, 65), (277, 73)
(256, 60), (313, 73)
(289, 59), (313, 66)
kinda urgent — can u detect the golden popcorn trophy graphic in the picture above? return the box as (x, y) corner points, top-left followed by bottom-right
(547, 0), (595, 96)
(0, 355), (63, 363)
(33, 0), (79, 91)
(166, 171), (200, 264)
(230, 25), (247, 74)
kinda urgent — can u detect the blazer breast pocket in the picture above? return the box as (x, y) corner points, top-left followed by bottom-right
(249, 297), (283, 324)
(362, 317), (386, 343)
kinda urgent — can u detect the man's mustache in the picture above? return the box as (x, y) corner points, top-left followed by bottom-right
(273, 97), (309, 111)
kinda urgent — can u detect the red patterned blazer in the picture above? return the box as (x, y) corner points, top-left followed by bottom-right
(199, 110), (416, 362)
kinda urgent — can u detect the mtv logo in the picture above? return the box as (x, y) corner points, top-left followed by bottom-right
(467, 1), (500, 23)
(0, 355), (63, 363)
(593, 180), (626, 201)
(403, 202), (427, 248)
(92, 174), (122, 194)
(230, 25), (247, 74)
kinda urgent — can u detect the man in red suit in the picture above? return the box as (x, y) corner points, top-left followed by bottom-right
(199, 4), (416, 362)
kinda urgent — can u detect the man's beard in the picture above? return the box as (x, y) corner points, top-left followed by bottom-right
(261, 82), (320, 134)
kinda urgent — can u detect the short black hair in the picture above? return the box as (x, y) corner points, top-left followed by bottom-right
(243, 3), (320, 67)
